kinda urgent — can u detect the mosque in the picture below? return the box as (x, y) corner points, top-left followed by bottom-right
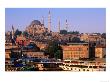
(25, 11), (51, 36)
(25, 11), (69, 36)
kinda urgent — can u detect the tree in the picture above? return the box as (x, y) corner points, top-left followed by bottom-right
(68, 31), (79, 34)
(14, 29), (22, 37)
(21, 66), (39, 71)
(60, 30), (79, 35)
(23, 31), (29, 37)
(71, 37), (80, 42)
(46, 41), (63, 59)
(73, 31), (79, 34)
(54, 50), (62, 60)
(60, 30), (67, 34)
(101, 33), (106, 39)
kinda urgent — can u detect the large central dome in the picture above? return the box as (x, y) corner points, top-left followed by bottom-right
(31, 20), (41, 25)
(26, 20), (48, 35)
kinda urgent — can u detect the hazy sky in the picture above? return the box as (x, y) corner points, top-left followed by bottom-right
(5, 8), (106, 33)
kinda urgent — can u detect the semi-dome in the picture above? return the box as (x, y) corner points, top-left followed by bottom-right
(31, 20), (41, 25)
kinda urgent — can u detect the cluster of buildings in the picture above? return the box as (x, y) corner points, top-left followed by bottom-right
(5, 11), (106, 71)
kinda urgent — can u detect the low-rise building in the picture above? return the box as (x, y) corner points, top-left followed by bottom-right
(62, 42), (89, 60)
(95, 45), (106, 58)
(23, 51), (48, 58)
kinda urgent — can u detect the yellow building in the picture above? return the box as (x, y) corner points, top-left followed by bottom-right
(5, 43), (19, 59)
(80, 33), (102, 42)
(62, 43), (89, 60)
(95, 45), (106, 58)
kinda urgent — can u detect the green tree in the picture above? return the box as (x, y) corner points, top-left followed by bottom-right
(60, 30), (79, 35)
(54, 50), (62, 60)
(46, 41), (63, 59)
(21, 66), (39, 71)
(23, 31), (29, 37)
(71, 37), (80, 42)
(68, 31), (79, 34)
(14, 29), (22, 37)
(101, 33), (106, 39)
(60, 30), (67, 34)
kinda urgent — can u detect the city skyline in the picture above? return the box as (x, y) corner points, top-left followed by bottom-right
(5, 8), (106, 33)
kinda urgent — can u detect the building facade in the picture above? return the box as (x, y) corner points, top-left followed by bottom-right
(62, 43), (89, 60)
(95, 45), (106, 58)
(23, 51), (48, 58)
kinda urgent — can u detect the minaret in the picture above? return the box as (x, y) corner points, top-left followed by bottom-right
(41, 16), (44, 26)
(65, 19), (68, 32)
(48, 10), (51, 33)
(12, 25), (14, 39)
(58, 19), (60, 33)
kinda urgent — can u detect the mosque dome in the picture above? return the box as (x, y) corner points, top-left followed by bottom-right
(31, 20), (41, 25)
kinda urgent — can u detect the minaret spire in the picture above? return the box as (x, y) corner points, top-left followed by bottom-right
(12, 25), (14, 39)
(58, 19), (60, 33)
(48, 10), (51, 33)
(41, 16), (44, 25)
(65, 19), (68, 32)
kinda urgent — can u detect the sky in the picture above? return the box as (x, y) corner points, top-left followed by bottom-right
(5, 8), (106, 33)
